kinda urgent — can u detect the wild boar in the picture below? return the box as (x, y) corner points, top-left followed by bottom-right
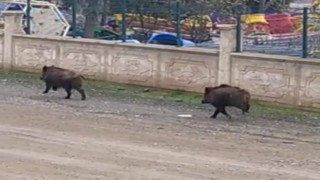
(40, 65), (86, 100)
(201, 84), (251, 119)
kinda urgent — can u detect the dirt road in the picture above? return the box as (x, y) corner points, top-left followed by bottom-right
(0, 74), (319, 180)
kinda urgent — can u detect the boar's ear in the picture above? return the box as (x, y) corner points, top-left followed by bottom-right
(204, 87), (210, 94)
(42, 65), (47, 72)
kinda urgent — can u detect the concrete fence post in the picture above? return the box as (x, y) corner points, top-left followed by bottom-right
(2, 11), (24, 70)
(217, 24), (236, 85)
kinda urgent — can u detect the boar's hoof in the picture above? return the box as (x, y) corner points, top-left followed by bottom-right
(210, 115), (217, 119)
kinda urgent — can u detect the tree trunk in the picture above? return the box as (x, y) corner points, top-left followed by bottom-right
(100, 0), (110, 26)
(83, 0), (100, 38)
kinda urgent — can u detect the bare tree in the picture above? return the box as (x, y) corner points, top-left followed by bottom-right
(100, 0), (110, 26)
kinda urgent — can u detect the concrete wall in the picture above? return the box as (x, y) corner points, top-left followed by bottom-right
(7, 34), (320, 109)
(10, 35), (219, 93)
(0, 34), (3, 68)
(231, 53), (320, 109)
(2, 11), (320, 109)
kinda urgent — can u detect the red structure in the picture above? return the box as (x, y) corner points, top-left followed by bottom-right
(265, 13), (294, 34)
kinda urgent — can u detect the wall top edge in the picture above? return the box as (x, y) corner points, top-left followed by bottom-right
(232, 52), (320, 64)
(12, 34), (219, 55)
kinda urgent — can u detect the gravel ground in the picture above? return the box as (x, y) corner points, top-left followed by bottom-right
(0, 71), (319, 180)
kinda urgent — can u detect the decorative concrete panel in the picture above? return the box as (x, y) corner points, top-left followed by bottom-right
(231, 57), (297, 105)
(298, 64), (320, 108)
(60, 43), (105, 78)
(160, 52), (219, 92)
(107, 47), (158, 86)
(12, 38), (58, 70)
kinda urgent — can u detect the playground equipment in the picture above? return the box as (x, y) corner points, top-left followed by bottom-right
(181, 15), (213, 29)
(290, 0), (320, 33)
(242, 13), (299, 35)
(241, 14), (270, 35)
(0, 0), (70, 36)
(94, 25), (120, 40)
(265, 13), (294, 34)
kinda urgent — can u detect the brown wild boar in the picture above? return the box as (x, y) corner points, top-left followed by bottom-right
(201, 84), (250, 119)
(40, 65), (86, 100)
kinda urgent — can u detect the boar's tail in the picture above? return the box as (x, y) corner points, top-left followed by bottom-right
(219, 84), (231, 88)
(243, 93), (251, 104)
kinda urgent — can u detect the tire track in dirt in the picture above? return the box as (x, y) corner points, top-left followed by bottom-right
(0, 120), (319, 180)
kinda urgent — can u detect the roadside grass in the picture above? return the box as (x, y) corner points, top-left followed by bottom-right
(1, 69), (320, 125)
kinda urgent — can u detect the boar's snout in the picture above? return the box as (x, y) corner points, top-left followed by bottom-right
(40, 73), (46, 81)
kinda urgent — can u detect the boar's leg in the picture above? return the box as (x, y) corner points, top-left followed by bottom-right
(63, 85), (72, 99)
(52, 86), (58, 91)
(64, 89), (72, 99)
(75, 88), (86, 100)
(242, 109), (246, 115)
(245, 104), (250, 113)
(240, 104), (250, 115)
(210, 107), (220, 119)
(43, 82), (52, 94)
(220, 107), (232, 120)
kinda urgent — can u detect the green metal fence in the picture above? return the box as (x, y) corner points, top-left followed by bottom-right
(104, 0), (219, 47)
(235, 4), (320, 59)
(66, 0), (320, 58)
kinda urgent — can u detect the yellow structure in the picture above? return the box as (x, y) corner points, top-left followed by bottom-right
(181, 15), (213, 28)
(114, 13), (213, 28)
(241, 14), (268, 24)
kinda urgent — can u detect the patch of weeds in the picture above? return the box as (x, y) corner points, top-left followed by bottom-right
(251, 101), (320, 125)
(1, 69), (320, 125)
(86, 80), (202, 103)
(0, 70), (39, 83)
